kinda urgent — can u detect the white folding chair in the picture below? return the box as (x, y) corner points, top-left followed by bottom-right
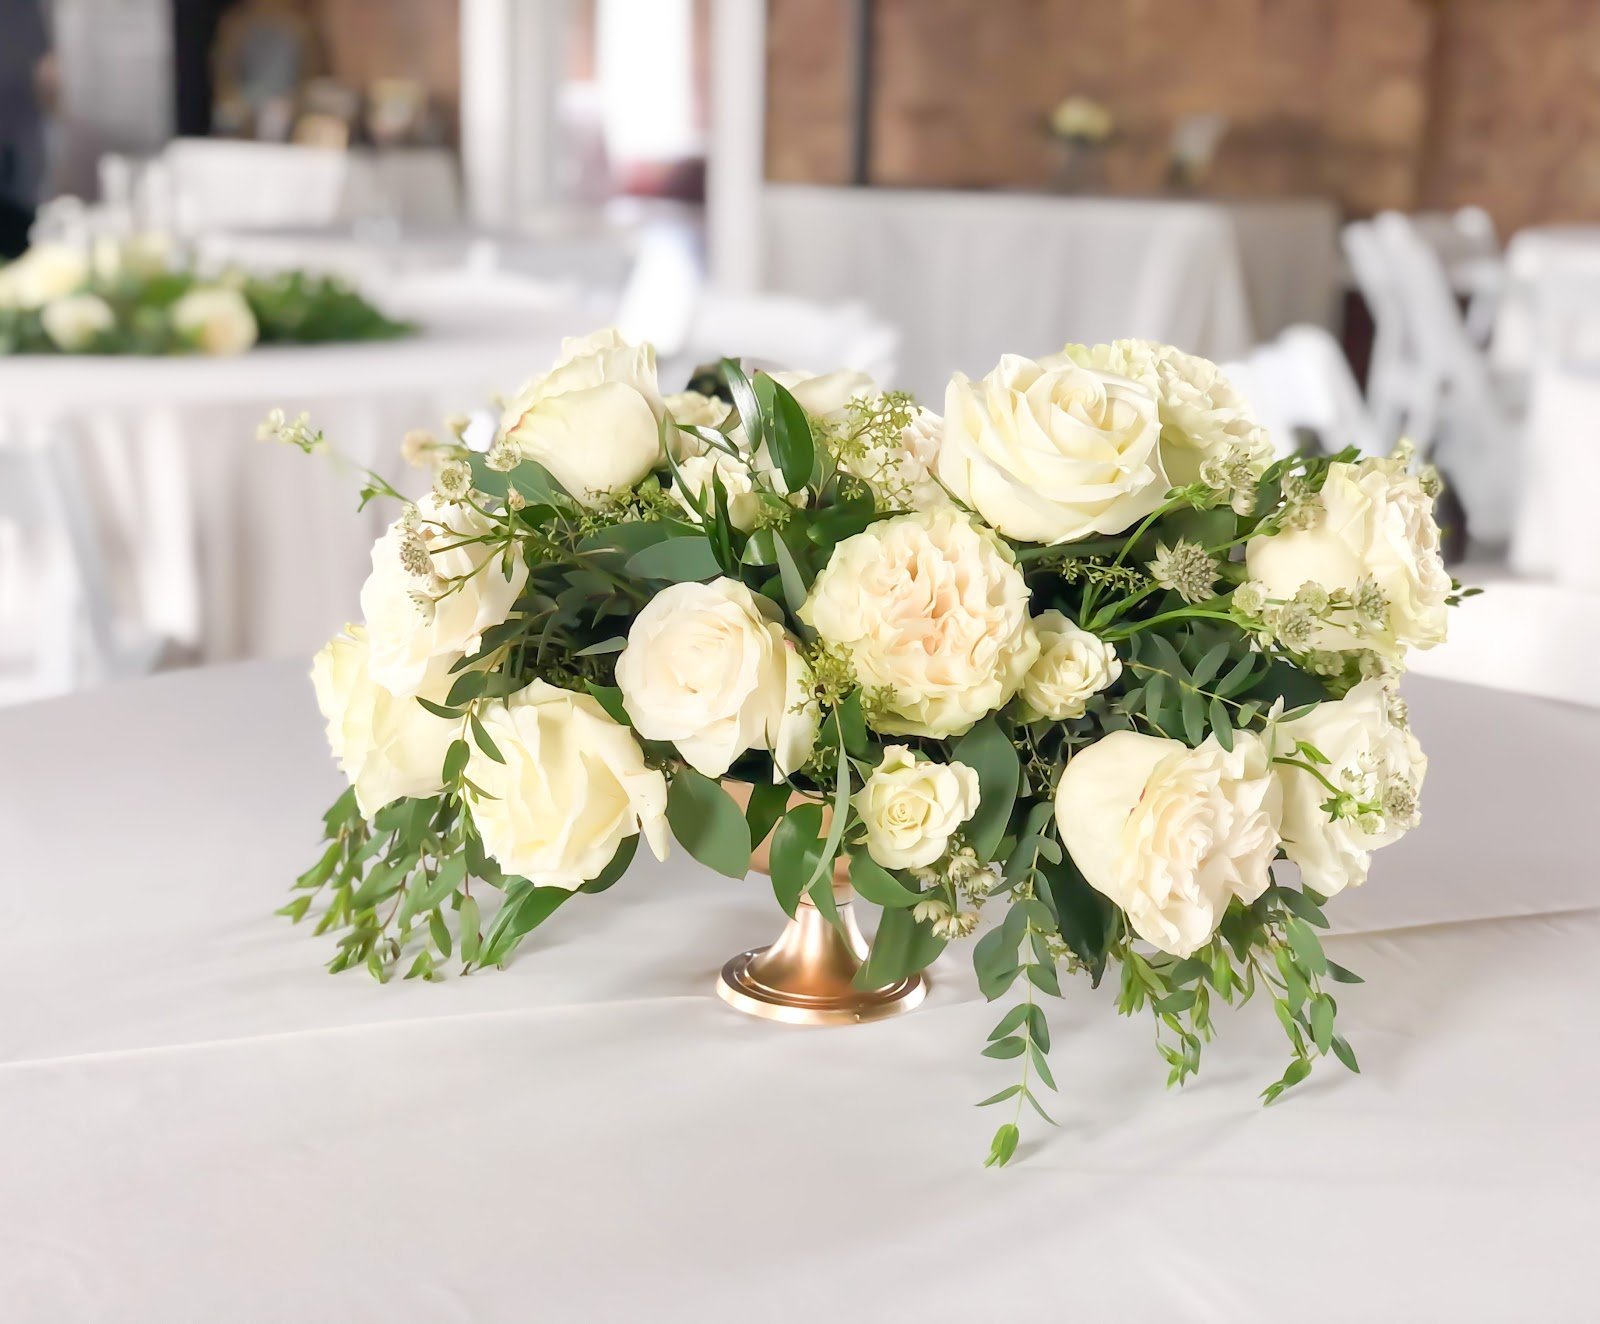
(1225, 324), (1383, 461)
(163, 139), (355, 233)
(1373, 211), (1518, 543)
(1342, 219), (1415, 445)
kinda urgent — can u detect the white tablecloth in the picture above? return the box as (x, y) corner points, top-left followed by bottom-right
(0, 662), (1594, 1322)
(760, 186), (1339, 402)
(0, 292), (578, 664)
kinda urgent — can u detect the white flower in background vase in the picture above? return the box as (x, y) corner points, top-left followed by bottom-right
(617, 577), (817, 779)
(500, 328), (665, 504)
(39, 293), (114, 352)
(170, 286), (259, 356)
(1019, 610), (1121, 720)
(1055, 730), (1281, 958)
(465, 681), (670, 888)
(359, 494), (529, 696)
(1245, 459), (1450, 662)
(800, 507), (1040, 738)
(937, 353), (1168, 543)
(0, 243), (89, 310)
(310, 625), (458, 816)
(1271, 679), (1427, 896)
(855, 745), (980, 870)
(1056, 339), (1273, 488)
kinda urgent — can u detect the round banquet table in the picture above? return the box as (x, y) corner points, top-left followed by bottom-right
(0, 663), (1595, 1323)
(0, 286), (582, 666)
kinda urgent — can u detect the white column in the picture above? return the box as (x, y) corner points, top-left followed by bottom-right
(459, 0), (570, 227)
(707, 0), (768, 291)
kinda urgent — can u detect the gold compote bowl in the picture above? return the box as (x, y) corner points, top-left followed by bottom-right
(717, 788), (927, 1025)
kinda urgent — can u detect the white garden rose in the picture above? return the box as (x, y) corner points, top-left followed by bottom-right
(770, 368), (876, 423)
(170, 286), (259, 356)
(664, 390), (732, 460)
(937, 353), (1168, 543)
(1058, 340), (1273, 488)
(1245, 459), (1450, 661)
(39, 293), (114, 352)
(799, 507), (1040, 738)
(0, 243), (89, 310)
(1056, 730), (1281, 958)
(1272, 679), (1427, 897)
(310, 625), (457, 816)
(359, 494), (529, 697)
(616, 578), (817, 779)
(500, 328), (665, 504)
(1019, 610), (1121, 720)
(854, 745), (980, 870)
(465, 681), (669, 888)
(670, 449), (796, 534)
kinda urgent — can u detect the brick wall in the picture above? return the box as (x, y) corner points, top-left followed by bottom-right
(766, 0), (1600, 233)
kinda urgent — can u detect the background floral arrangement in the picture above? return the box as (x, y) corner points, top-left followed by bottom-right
(284, 328), (1470, 1165)
(0, 237), (410, 356)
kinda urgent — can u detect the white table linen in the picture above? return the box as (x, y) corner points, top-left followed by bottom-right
(0, 661), (1594, 1322)
(0, 291), (579, 664)
(760, 186), (1338, 402)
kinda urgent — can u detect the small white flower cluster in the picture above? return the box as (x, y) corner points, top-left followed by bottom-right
(1148, 539), (1220, 604)
(256, 408), (324, 454)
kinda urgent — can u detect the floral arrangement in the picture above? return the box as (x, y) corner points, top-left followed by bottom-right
(1046, 95), (1116, 146)
(0, 237), (410, 356)
(283, 329), (1469, 1165)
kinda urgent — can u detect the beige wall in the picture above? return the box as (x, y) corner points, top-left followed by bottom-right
(766, 0), (1600, 234)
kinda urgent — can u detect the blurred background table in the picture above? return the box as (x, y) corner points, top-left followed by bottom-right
(0, 280), (581, 668)
(0, 661), (1593, 1323)
(760, 185), (1338, 402)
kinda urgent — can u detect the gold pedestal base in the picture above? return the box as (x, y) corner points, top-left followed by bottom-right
(716, 891), (926, 1025)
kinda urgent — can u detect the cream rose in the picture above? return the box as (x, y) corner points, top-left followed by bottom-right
(1245, 460), (1450, 661)
(1058, 340), (1273, 487)
(854, 745), (980, 870)
(664, 390), (732, 460)
(1272, 679), (1427, 897)
(170, 286), (258, 356)
(670, 450), (795, 534)
(800, 508), (1039, 737)
(311, 625), (458, 816)
(0, 243), (89, 310)
(1056, 730), (1281, 958)
(465, 681), (669, 888)
(40, 294), (114, 352)
(1019, 610), (1121, 720)
(617, 578), (817, 779)
(359, 494), (528, 697)
(500, 328), (665, 504)
(937, 354), (1168, 544)
(770, 368), (876, 423)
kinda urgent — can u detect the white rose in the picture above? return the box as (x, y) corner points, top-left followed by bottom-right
(1056, 730), (1281, 958)
(937, 354), (1168, 544)
(310, 625), (457, 816)
(0, 243), (89, 310)
(1272, 679), (1427, 897)
(800, 507), (1040, 737)
(664, 390), (732, 460)
(854, 745), (980, 870)
(832, 403), (949, 512)
(170, 286), (259, 356)
(500, 328), (665, 504)
(359, 494), (528, 696)
(617, 578), (818, 779)
(465, 681), (669, 888)
(39, 293), (114, 352)
(770, 368), (876, 423)
(1058, 340), (1272, 487)
(1245, 460), (1450, 660)
(670, 449), (795, 534)
(1019, 610), (1121, 720)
